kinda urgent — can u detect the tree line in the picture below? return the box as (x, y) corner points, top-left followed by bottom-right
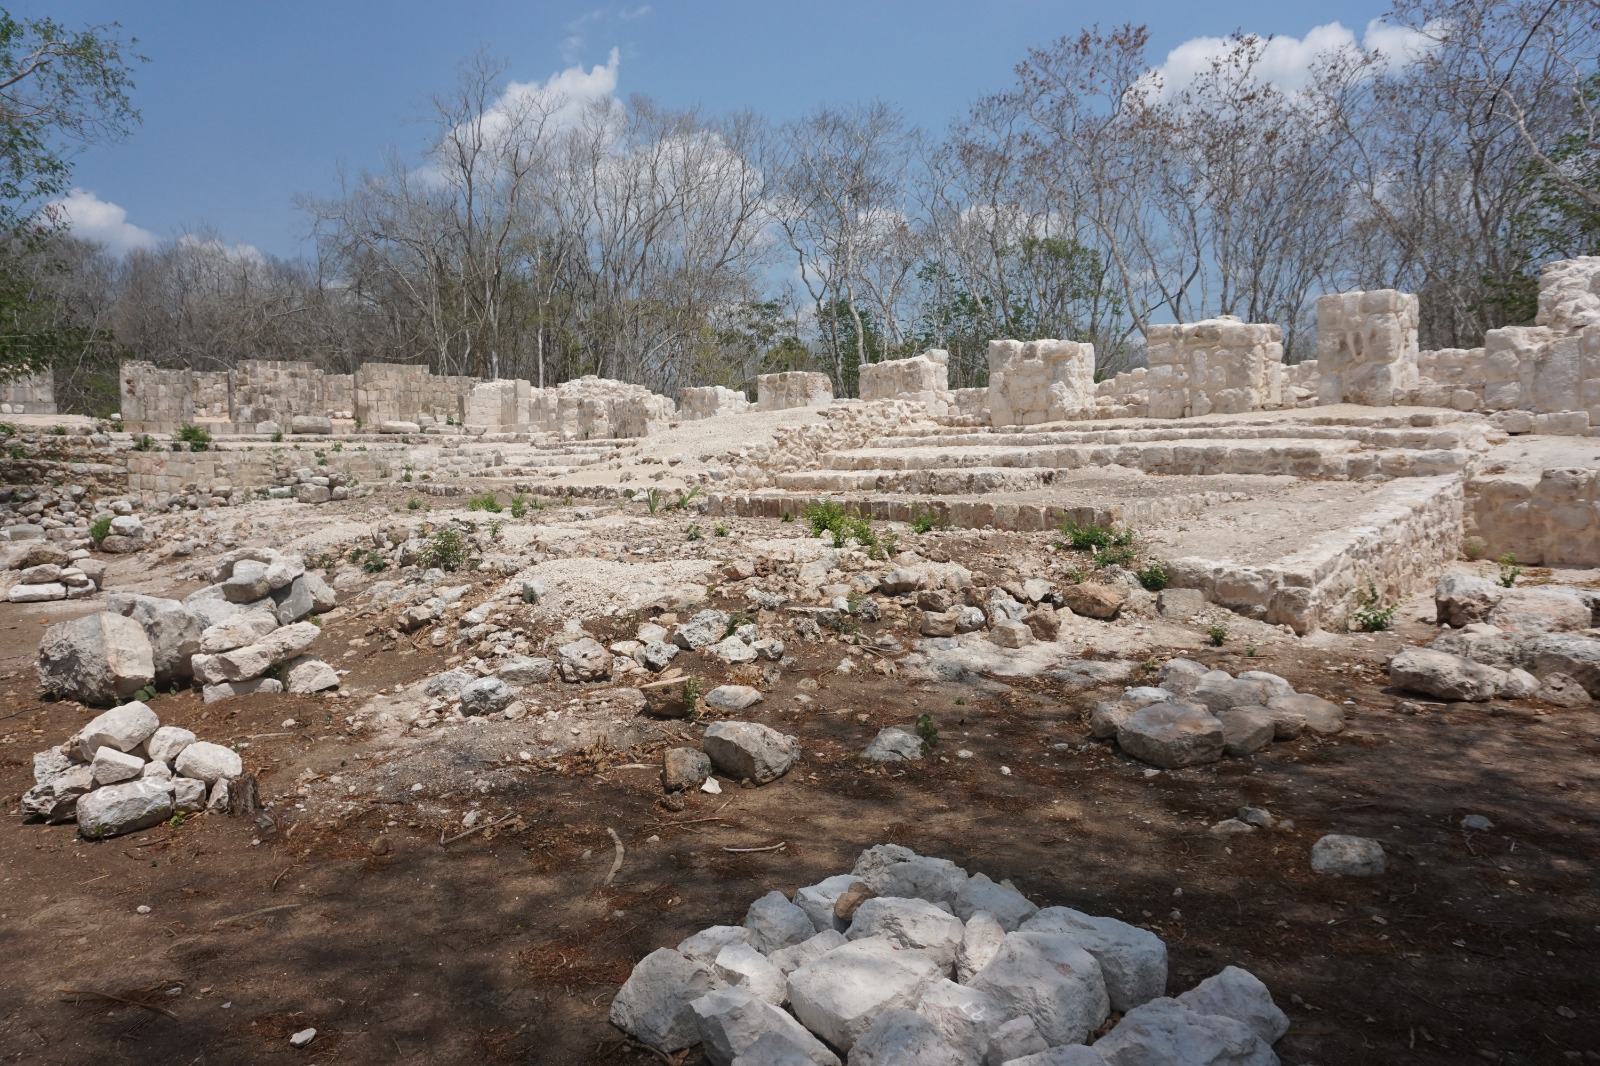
(3, 0), (1597, 415)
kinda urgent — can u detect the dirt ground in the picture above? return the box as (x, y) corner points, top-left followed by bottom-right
(1, 500), (1598, 1066)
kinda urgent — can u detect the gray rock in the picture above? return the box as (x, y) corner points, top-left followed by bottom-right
(953, 872), (1038, 931)
(990, 620), (1034, 649)
(21, 764), (93, 822)
(189, 621), (319, 684)
(847, 896), (966, 968)
(1487, 586), (1592, 633)
(672, 608), (731, 650)
(424, 667), (476, 698)
(638, 640), (679, 671)
(201, 677), (283, 702)
(284, 656), (340, 694)
(174, 741), (242, 784)
(956, 910), (1007, 984)
(849, 1008), (967, 1066)
(708, 636), (758, 664)
(1116, 703), (1225, 768)
(1096, 997), (1275, 1065)
(459, 676), (514, 716)
(1522, 634), (1600, 697)
(1217, 707), (1276, 756)
(76, 778), (174, 839)
(787, 936), (943, 1051)
(1020, 908), (1168, 1013)
(714, 942), (788, 1006)
(172, 777), (207, 813)
(703, 721), (799, 784)
(745, 890), (817, 954)
(38, 612), (156, 706)
(730, 1034), (832, 1066)
(1435, 574), (1503, 627)
(1190, 676), (1276, 713)
(678, 925), (756, 967)
(557, 637), (611, 682)
(852, 843), (920, 884)
(768, 930), (848, 976)
(1001, 1046), (1106, 1065)
(968, 931), (1110, 1047)
(662, 747), (712, 792)
(610, 947), (719, 1052)
(223, 559), (273, 603)
(1157, 588), (1207, 618)
(75, 701), (160, 760)
(8, 582), (65, 602)
(986, 1015), (1049, 1066)
(1389, 647), (1505, 702)
(914, 978), (1005, 1064)
(1262, 693), (1345, 736)
(91, 746), (144, 785)
(271, 572), (337, 625)
(705, 685), (764, 712)
(795, 874), (866, 933)
(496, 655), (555, 684)
(206, 778), (232, 813)
(865, 855), (969, 906)
(1157, 658), (1210, 697)
(1175, 966), (1290, 1045)
(690, 986), (841, 1066)
(1311, 833), (1386, 876)
(199, 610), (279, 653)
(864, 726), (924, 762)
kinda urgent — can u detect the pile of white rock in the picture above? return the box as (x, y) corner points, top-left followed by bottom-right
(1090, 659), (1346, 769)
(611, 844), (1289, 1064)
(283, 467), (352, 505)
(21, 701), (244, 839)
(5, 540), (107, 602)
(35, 547), (339, 705)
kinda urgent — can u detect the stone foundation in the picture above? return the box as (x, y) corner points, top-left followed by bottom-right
(679, 386), (750, 420)
(1466, 466), (1600, 565)
(1145, 317), (1282, 419)
(756, 372), (833, 412)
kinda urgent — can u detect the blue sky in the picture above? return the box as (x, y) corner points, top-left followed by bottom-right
(26, 0), (1401, 260)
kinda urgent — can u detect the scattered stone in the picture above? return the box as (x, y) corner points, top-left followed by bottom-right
(1022, 907), (1168, 1013)
(75, 779), (174, 840)
(662, 747), (712, 792)
(990, 619), (1034, 649)
(75, 701), (160, 760)
(1156, 587), (1207, 618)
(744, 890), (817, 954)
(704, 684), (764, 712)
(459, 676), (514, 716)
(90, 747), (144, 786)
(1060, 582), (1125, 620)
(289, 1028), (317, 1049)
(863, 726), (923, 762)
(703, 721), (799, 784)
(610, 947), (720, 1052)
(1116, 703), (1225, 768)
(557, 637), (611, 682)
(284, 657), (340, 694)
(1175, 965), (1291, 1044)
(1095, 997), (1275, 1066)
(1217, 706), (1276, 756)
(968, 931), (1111, 1046)
(1310, 833), (1387, 876)
(1389, 647), (1505, 702)
(38, 612), (156, 706)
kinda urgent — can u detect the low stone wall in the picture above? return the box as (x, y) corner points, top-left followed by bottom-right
(679, 385), (750, 420)
(987, 339), (1095, 427)
(125, 447), (397, 498)
(1167, 475), (1463, 633)
(757, 372), (833, 412)
(0, 371), (56, 415)
(948, 387), (990, 422)
(1466, 467), (1600, 565)
(858, 349), (949, 406)
(1146, 317), (1282, 419)
(1316, 289), (1420, 407)
(1094, 368), (1148, 418)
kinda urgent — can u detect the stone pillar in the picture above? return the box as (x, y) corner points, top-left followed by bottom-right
(986, 339), (1095, 427)
(1315, 290), (1419, 407)
(1145, 316), (1282, 419)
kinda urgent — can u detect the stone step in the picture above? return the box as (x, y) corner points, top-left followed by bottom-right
(860, 423), (1489, 452)
(774, 466), (1057, 494)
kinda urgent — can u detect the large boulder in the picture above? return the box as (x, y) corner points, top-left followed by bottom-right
(1116, 703), (1226, 768)
(76, 779), (174, 840)
(1262, 693), (1345, 736)
(284, 657), (340, 694)
(787, 936), (943, 1051)
(952, 872), (1038, 930)
(270, 571), (338, 625)
(1434, 574), (1503, 627)
(1388, 647), (1505, 702)
(106, 594), (203, 685)
(74, 701), (160, 760)
(557, 637), (611, 682)
(1059, 583), (1125, 620)
(1176, 966), (1290, 1045)
(744, 891), (818, 954)
(1487, 586), (1593, 634)
(459, 676), (514, 716)
(189, 621), (319, 684)
(1020, 907), (1168, 1013)
(967, 931), (1111, 1047)
(1521, 634), (1600, 697)
(848, 1008), (965, 1066)
(174, 740), (243, 785)
(610, 947), (720, 1052)
(846, 897), (965, 969)
(703, 722), (799, 784)
(1095, 997), (1277, 1066)
(38, 613), (156, 706)
(689, 986), (841, 1066)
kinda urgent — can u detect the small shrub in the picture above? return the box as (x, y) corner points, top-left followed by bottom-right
(1351, 582), (1397, 632)
(1497, 552), (1522, 588)
(89, 515), (112, 546)
(682, 677), (702, 718)
(176, 423), (212, 446)
(915, 713), (939, 754)
(271, 430), (284, 443)
(51, 424), (66, 436)
(1095, 544), (1137, 570)
(672, 485), (703, 511)
(1059, 520), (1134, 552)
(406, 496), (422, 510)
(421, 527), (469, 572)
(509, 495), (528, 518)
(130, 434), (154, 452)
(1244, 644), (1258, 657)
(713, 523), (729, 537)
(466, 492), (502, 513)
(685, 523), (703, 541)
(331, 441), (344, 452)
(645, 488), (662, 515)
(910, 508), (946, 534)
(1136, 561), (1169, 591)
(1206, 623), (1229, 647)
(780, 511), (794, 523)
(401, 471), (413, 483)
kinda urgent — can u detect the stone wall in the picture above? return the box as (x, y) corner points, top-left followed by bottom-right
(757, 372), (833, 412)
(125, 447), (397, 498)
(0, 371), (56, 415)
(1145, 317), (1282, 419)
(680, 385), (750, 420)
(949, 387), (990, 422)
(1316, 289), (1420, 407)
(120, 363), (196, 434)
(354, 363), (432, 427)
(466, 379), (533, 434)
(323, 374), (355, 419)
(1093, 368), (1148, 419)
(1466, 467), (1600, 565)
(230, 360), (325, 431)
(987, 339), (1095, 427)
(858, 349), (949, 406)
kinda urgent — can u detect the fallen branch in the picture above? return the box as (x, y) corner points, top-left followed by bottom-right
(722, 842), (786, 854)
(440, 813), (515, 847)
(211, 903), (300, 928)
(602, 827), (625, 887)
(59, 989), (177, 1019)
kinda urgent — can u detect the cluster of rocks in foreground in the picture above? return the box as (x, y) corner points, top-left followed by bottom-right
(1388, 576), (1600, 705)
(612, 844), (1289, 1065)
(21, 701), (244, 838)
(35, 546), (340, 705)
(3, 539), (109, 602)
(1089, 659), (1345, 769)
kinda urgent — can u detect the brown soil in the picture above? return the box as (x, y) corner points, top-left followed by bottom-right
(1, 521), (1598, 1066)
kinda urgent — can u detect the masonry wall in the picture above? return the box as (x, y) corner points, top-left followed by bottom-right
(757, 372), (833, 412)
(1466, 467), (1600, 565)
(1145, 317), (1282, 419)
(680, 385), (750, 420)
(0, 371), (56, 415)
(987, 339), (1096, 427)
(858, 349), (950, 406)
(1315, 289), (1420, 407)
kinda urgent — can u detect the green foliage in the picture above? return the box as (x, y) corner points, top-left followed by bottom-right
(88, 514), (110, 545)
(1351, 582), (1397, 632)
(466, 491), (502, 513)
(645, 487), (662, 515)
(713, 523), (729, 537)
(406, 496), (422, 510)
(1497, 552), (1523, 588)
(176, 423), (211, 445)
(910, 507), (947, 534)
(685, 522), (703, 541)
(1206, 623), (1229, 647)
(672, 485), (703, 511)
(681, 677), (702, 718)
(130, 433), (153, 451)
(804, 500), (847, 536)
(420, 527), (468, 572)
(1095, 544), (1136, 570)
(1058, 520), (1134, 551)
(509, 494), (527, 518)
(350, 547), (386, 574)
(271, 430), (283, 443)
(50, 423), (65, 435)
(780, 510), (794, 523)
(914, 713), (939, 754)
(1136, 561), (1169, 591)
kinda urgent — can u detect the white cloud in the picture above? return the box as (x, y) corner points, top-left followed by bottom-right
(44, 188), (158, 253)
(176, 232), (265, 266)
(562, 4), (650, 63)
(1145, 18), (1436, 97)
